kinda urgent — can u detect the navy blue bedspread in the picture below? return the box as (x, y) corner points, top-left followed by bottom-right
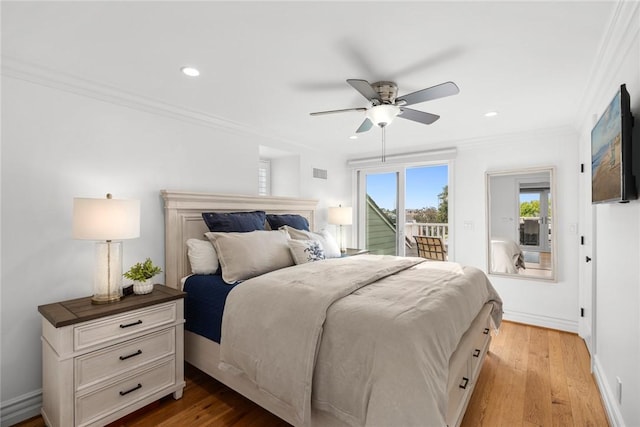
(183, 274), (239, 343)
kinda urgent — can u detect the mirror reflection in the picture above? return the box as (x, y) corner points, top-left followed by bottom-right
(487, 167), (556, 281)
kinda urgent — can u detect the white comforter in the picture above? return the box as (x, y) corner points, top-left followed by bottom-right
(219, 255), (502, 427)
(491, 239), (525, 273)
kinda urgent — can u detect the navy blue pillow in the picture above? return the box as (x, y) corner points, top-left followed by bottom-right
(202, 211), (266, 232)
(266, 214), (310, 231)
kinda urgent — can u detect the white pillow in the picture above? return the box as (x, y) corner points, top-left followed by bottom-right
(186, 239), (219, 274)
(282, 226), (341, 258)
(288, 239), (325, 265)
(205, 230), (294, 284)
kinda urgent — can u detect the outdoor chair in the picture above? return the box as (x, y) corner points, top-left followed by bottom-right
(413, 236), (447, 261)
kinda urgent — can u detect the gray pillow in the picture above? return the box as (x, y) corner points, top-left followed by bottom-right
(205, 230), (293, 284)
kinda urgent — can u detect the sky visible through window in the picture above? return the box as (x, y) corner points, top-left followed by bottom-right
(520, 193), (538, 203)
(366, 165), (448, 210)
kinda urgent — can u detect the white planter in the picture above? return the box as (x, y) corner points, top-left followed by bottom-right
(133, 279), (153, 295)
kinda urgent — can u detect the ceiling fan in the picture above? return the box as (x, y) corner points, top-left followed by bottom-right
(310, 79), (460, 134)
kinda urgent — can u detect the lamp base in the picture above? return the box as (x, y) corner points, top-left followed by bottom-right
(92, 241), (124, 305)
(91, 293), (122, 305)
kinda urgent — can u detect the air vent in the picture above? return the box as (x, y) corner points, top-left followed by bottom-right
(313, 168), (328, 180)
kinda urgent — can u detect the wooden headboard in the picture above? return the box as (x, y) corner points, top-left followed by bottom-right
(161, 190), (318, 288)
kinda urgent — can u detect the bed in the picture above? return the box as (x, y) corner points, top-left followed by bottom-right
(490, 239), (526, 274)
(161, 190), (502, 427)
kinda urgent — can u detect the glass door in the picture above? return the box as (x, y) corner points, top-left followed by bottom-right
(357, 164), (449, 257)
(363, 171), (399, 255)
(519, 188), (551, 252)
(405, 165), (449, 258)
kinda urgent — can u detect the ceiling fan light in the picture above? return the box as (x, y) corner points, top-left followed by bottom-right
(366, 104), (400, 127)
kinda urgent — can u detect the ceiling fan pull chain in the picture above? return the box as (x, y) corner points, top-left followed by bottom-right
(381, 125), (386, 163)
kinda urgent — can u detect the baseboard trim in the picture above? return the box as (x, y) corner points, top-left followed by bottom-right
(502, 310), (578, 333)
(592, 356), (625, 427)
(0, 389), (42, 427)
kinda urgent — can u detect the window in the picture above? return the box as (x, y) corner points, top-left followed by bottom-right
(258, 159), (271, 196)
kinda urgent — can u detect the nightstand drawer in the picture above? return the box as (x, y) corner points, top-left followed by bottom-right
(74, 302), (177, 351)
(75, 358), (175, 427)
(75, 328), (175, 391)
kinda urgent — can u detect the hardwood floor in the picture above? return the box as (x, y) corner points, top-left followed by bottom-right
(15, 322), (608, 427)
(461, 321), (608, 427)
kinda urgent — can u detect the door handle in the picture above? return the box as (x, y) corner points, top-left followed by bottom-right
(585, 256), (592, 263)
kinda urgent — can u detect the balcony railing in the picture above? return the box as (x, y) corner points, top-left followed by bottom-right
(404, 222), (449, 258)
(405, 222), (449, 240)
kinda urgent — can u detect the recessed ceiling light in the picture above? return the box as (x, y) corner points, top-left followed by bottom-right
(349, 135), (358, 140)
(180, 66), (200, 77)
(484, 111), (498, 117)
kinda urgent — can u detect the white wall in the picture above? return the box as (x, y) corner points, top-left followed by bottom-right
(271, 155), (301, 197)
(454, 128), (580, 331)
(489, 174), (519, 241)
(0, 76), (351, 425)
(576, 3), (640, 425)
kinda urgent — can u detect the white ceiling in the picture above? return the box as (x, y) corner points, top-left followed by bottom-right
(2, 1), (616, 158)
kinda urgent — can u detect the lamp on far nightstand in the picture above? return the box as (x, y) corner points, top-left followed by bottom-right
(73, 193), (140, 304)
(328, 205), (352, 253)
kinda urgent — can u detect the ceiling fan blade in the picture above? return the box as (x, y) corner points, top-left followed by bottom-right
(396, 81), (460, 106)
(398, 108), (440, 125)
(347, 79), (382, 104)
(356, 118), (373, 133)
(310, 107), (367, 116)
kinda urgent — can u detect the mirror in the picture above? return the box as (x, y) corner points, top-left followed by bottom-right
(486, 167), (556, 281)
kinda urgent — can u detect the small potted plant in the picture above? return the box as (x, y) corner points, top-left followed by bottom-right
(124, 258), (162, 295)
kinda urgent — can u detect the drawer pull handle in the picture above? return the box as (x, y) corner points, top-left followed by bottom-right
(120, 320), (143, 329)
(119, 349), (142, 361)
(459, 377), (469, 390)
(473, 349), (481, 358)
(119, 383), (142, 396)
(483, 328), (490, 335)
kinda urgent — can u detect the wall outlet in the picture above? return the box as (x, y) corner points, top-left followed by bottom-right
(616, 377), (622, 404)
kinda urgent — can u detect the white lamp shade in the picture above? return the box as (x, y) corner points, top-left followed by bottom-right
(73, 197), (140, 240)
(328, 206), (353, 226)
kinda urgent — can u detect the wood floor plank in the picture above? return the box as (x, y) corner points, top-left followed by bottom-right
(15, 322), (608, 427)
(560, 331), (609, 427)
(547, 329), (574, 426)
(523, 327), (553, 426)
(500, 321), (529, 427)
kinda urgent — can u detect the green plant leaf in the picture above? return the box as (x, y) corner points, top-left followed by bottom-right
(123, 258), (162, 282)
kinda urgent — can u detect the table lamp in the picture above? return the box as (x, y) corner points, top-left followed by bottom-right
(328, 205), (352, 253)
(73, 194), (140, 304)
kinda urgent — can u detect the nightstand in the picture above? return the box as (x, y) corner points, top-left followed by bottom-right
(38, 285), (186, 427)
(341, 248), (370, 257)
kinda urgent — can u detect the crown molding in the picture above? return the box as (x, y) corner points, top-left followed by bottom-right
(574, 1), (640, 130)
(451, 125), (578, 152)
(1, 56), (310, 149)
